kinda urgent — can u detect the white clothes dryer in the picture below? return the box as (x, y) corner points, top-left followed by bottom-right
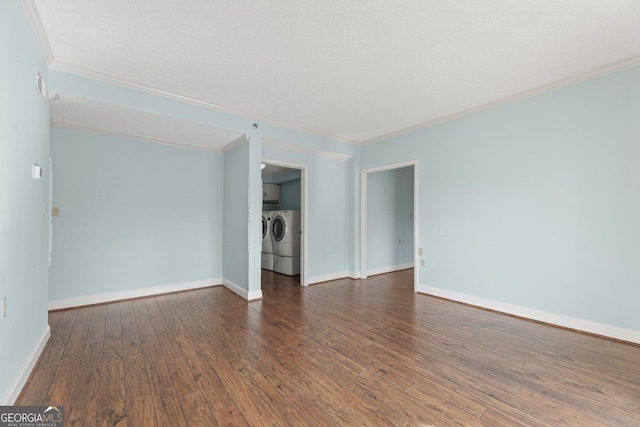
(262, 211), (274, 254)
(273, 254), (300, 276)
(271, 210), (300, 257)
(261, 252), (274, 271)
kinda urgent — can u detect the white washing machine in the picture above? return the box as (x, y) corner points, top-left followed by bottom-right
(273, 254), (300, 276)
(262, 210), (274, 254)
(271, 210), (300, 257)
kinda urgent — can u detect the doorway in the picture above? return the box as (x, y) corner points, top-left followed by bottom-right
(260, 159), (308, 287)
(361, 160), (418, 291)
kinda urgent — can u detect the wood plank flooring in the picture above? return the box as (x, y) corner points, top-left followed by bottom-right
(17, 269), (640, 426)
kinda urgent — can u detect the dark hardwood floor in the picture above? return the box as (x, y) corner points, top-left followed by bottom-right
(17, 269), (640, 426)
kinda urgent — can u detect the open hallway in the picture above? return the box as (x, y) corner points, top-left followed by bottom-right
(17, 270), (640, 426)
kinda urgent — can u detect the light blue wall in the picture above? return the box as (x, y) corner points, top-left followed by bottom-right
(275, 169), (301, 211)
(223, 140), (250, 289)
(262, 169), (301, 211)
(263, 147), (352, 281)
(223, 135), (261, 296)
(347, 157), (361, 276)
(362, 65), (640, 331)
(247, 135), (262, 295)
(279, 178), (301, 211)
(367, 167), (414, 272)
(0, 1), (50, 403)
(48, 70), (360, 288)
(49, 128), (223, 300)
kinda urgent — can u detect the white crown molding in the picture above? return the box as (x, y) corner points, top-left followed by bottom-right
(418, 284), (640, 345)
(221, 134), (248, 154)
(50, 121), (222, 152)
(49, 62), (360, 146)
(263, 137), (354, 162)
(20, 0), (55, 65)
(1, 325), (50, 405)
(362, 54), (640, 146)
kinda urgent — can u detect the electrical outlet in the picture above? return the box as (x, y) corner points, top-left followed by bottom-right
(52, 206), (60, 216)
(2, 297), (6, 319)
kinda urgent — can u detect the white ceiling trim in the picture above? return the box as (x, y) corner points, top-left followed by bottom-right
(362, 54), (640, 146)
(51, 121), (221, 153)
(263, 138), (353, 162)
(221, 134), (249, 154)
(49, 61), (360, 147)
(20, 0), (54, 64)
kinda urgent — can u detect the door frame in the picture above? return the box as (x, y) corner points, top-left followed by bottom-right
(261, 158), (308, 286)
(360, 160), (418, 291)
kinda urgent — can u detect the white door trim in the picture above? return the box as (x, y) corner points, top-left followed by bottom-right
(261, 158), (308, 286)
(360, 160), (418, 291)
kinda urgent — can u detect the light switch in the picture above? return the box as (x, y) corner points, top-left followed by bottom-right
(418, 247), (423, 256)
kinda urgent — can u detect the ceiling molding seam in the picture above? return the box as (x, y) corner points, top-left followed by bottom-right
(50, 121), (220, 153)
(362, 54), (640, 146)
(221, 134), (249, 154)
(49, 62), (361, 147)
(20, 0), (55, 65)
(263, 138), (353, 162)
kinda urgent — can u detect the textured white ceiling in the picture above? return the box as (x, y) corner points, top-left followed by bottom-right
(32, 0), (640, 144)
(50, 94), (244, 151)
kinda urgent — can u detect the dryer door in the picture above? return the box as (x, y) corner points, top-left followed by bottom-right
(272, 215), (287, 242)
(262, 216), (268, 239)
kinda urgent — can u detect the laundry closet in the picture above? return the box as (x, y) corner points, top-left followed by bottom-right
(261, 164), (302, 276)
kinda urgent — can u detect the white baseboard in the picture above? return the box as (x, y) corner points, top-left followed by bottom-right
(48, 278), (222, 310)
(223, 278), (262, 301)
(247, 289), (262, 301)
(308, 271), (350, 285)
(418, 284), (640, 345)
(1, 325), (50, 405)
(348, 271), (361, 279)
(366, 262), (414, 277)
